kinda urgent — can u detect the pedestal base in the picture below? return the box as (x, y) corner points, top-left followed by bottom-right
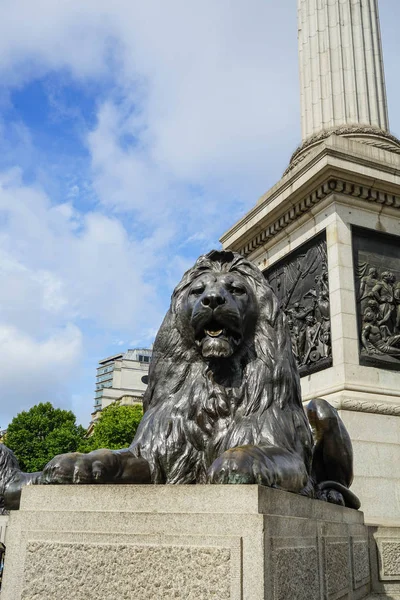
(1, 485), (374, 600)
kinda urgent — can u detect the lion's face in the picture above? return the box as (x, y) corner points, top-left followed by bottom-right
(183, 271), (258, 358)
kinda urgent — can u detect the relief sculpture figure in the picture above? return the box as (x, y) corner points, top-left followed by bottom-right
(359, 267), (379, 313)
(372, 271), (395, 327)
(395, 281), (400, 332)
(357, 262), (400, 363)
(266, 238), (333, 375)
(361, 311), (400, 357)
(0, 251), (360, 511)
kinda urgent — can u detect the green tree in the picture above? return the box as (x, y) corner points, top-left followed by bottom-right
(5, 402), (86, 472)
(81, 402), (143, 452)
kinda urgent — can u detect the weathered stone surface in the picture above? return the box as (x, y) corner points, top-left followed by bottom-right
(21, 542), (231, 600)
(381, 543), (400, 578)
(273, 547), (319, 600)
(369, 525), (400, 597)
(324, 538), (350, 599)
(352, 540), (370, 589)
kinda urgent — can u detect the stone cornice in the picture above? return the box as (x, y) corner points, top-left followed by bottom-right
(232, 178), (400, 257)
(221, 137), (400, 254)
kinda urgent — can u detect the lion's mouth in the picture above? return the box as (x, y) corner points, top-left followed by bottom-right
(204, 329), (223, 337)
(195, 321), (242, 358)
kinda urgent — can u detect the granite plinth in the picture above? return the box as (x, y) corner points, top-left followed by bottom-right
(1, 484), (371, 600)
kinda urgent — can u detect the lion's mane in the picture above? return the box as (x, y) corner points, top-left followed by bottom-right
(130, 250), (313, 484)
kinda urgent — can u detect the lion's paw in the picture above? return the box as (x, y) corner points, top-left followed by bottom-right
(316, 487), (345, 506)
(42, 450), (119, 484)
(207, 447), (274, 486)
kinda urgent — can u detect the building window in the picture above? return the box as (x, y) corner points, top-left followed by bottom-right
(97, 373), (114, 383)
(97, 365), (115, 376)
(138, 355), (150, 363)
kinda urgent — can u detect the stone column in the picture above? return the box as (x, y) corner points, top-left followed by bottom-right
(298, 0), (389, 141)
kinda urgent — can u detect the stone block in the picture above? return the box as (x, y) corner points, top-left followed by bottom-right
(1, 485), (371, 600)
(369, 525), (400, 598)
(324, 537), (351, 599)
(352, 539), (371, 590)
(380, 542), (400, 579)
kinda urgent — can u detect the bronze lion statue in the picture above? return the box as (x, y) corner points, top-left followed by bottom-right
(1, 250), (360, 510)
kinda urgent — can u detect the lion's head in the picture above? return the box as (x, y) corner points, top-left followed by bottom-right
(132, 250), (312, 484)
(178, 251), (259, 359)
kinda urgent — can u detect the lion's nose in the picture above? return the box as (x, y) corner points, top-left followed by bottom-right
(201, 292), (226, 309)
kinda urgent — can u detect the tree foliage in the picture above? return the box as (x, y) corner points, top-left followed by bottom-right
(5, 402), (86, 472)
(81, 403), (143, 452)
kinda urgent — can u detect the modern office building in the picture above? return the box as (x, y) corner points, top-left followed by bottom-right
(93, 348), (152, 415)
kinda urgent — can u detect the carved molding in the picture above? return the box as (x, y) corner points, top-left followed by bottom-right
(330, 399), (400, 417)
(289, 126), (400, 165)
(238, 179), (400, 257)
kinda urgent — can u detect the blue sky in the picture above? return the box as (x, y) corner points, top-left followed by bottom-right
(1, 0), (400, 428)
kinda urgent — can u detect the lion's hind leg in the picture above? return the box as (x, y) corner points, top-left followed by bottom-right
(307, 398), (361, 510)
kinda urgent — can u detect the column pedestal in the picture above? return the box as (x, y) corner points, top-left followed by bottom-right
(221, 136), (400, 524)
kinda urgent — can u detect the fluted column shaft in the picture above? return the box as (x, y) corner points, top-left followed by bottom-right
(298, 0), (389, 141)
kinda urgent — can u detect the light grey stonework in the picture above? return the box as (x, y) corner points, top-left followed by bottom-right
(272, 546), (319, 600)
(298, 0), (389, 141)
(324, 538), (351, 599)
(1, 485), (371, 600)
(22, 542), (231, 600)
(381, 544), (400, 578)
(369, 526), (400, 598)
(352, 540), (371, 590)
(221, 135), (400, 525)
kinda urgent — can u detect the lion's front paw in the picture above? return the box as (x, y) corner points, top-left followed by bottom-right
(316, 487), (345, 506)
(207, 446), (274, 486)
(42, 450), (120, 484)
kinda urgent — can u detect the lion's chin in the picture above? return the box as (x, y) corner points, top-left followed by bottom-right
(201, 336), (234, 358)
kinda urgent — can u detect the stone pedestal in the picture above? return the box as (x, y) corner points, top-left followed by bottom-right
(1, 484), (372, 600)
(221, 135), (400, 524)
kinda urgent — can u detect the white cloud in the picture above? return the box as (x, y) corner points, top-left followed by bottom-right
(0, 168), (166, 425)
(0, 169), (162, 330)
(0, 1), (301, 186)
(0, 323), (82, 427)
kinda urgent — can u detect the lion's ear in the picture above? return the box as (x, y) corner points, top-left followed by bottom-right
(259, 285), (280, 327)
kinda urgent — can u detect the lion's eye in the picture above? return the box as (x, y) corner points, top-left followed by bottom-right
(190, 286), (205, 296)
(230, 286), (246, 295)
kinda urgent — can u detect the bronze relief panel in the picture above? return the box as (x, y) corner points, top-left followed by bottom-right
(353, 226), (400, 371)
(264, 232), (332, 377)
